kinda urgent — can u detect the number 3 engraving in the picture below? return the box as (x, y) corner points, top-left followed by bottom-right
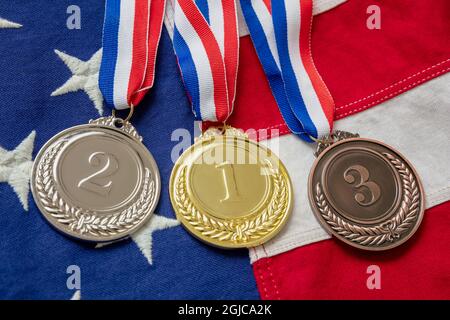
(78, 152), (119, 196)
(343, 165), (381, 206)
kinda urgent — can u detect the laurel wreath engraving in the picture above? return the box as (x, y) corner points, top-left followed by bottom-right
(35, 141), (155, 237)
(174, 161), (288, 244)
(315, 152), (421, 247)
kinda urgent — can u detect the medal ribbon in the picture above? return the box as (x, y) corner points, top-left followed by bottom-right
(99, 0), (166, 110)
(240, 0), (334, 142)
(172, 0), (239, 123)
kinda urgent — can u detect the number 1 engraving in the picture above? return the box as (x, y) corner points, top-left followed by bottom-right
(216, 162), (241, 203)
(344, 165), (381, 206)
(78, 152), (119, 196)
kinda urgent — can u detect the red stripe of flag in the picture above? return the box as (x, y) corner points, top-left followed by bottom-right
(143, 0), (166, 88)
(262, 0), (271, 13)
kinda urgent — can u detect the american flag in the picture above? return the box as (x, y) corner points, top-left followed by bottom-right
(0, 0), (449, 299)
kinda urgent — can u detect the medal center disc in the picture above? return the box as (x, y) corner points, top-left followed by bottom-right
(187, 137), (271, 220)
(56, 132), (142, 212)
(322, 146), (401, 224)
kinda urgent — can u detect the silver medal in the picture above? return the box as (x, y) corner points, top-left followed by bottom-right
(30, 116), (161, 242)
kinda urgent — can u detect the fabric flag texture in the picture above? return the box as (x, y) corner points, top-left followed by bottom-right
(0, 0), (449, 299)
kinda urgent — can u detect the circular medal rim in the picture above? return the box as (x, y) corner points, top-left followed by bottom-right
(307, 137), (425, 251)
(30, 122), (161, 243)
(169, 133), (293, 249)
(321, 146), (403, 225)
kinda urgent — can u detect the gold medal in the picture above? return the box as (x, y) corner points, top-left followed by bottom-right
(169, 127), (293, 248)
(308, 131), (425, 250)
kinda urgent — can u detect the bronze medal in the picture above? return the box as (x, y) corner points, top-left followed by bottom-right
(308, 131), (425, 251)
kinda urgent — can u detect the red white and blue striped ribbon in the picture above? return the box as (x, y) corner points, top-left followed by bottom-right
(172, 0), (239, 123)
(240, 0), (334, 142)
(99, 0), (166, 110)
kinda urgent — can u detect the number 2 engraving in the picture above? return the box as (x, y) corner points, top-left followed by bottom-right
(78, 152), (119, 196)
(343, 165), (381, 206)
(216, 162), (241, 203)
